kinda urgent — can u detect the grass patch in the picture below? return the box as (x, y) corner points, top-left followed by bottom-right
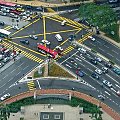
(49, 63), (75, 78)
(33, 67), (45, 78)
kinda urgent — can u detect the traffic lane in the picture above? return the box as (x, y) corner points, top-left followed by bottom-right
(37, 79), (120, 113)
(11, 18), (42, 38)
(61, 51), (119, 98)
(74, 51), (120, 92)
(61, 10), (79, 20)
(84, 36), (120, 63)
(78, 50), (120, 86)
(45, 17), (78, 33)
(0, 57), (38, 95)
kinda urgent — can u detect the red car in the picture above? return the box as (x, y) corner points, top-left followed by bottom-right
(10, 9), (21, 15)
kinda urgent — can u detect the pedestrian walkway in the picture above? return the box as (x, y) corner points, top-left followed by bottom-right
(2, 89), (120, 120)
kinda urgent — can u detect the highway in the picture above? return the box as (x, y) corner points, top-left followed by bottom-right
(0, 56), (38, 96)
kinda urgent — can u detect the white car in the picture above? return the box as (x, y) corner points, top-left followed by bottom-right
(103, 80), (112, 88)
(29, 35), (38, 40)
(95, 57), (102, 62)
(88, 36), (95, 41)
(55, 46), (63, 52)
(78, 48), (87, 54)
(41, 40), (50, 45)
(61, 20), (67, 26)
(95, 68), (102, 75)
(102, 67), (108, 73)
(98, 95), (105, 100)
(12, 25), (20, 30)
(116, 90), (120, 96)
(0, 93), (10, 101)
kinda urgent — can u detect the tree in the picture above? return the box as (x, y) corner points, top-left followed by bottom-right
(0, 105), (10, 120)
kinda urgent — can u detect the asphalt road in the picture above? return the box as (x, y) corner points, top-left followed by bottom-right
(0, 56), (38, 96)
(2, 78), (120, 114)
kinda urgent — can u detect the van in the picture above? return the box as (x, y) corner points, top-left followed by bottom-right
(55, 34), (63, 42)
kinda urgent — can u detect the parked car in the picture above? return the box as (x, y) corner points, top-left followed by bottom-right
(10, 9), (21, 15)
(102, 67), (108, 74)
(16, 8), (24, 12)
(0, 21), (5, 26)
(55, 46), (63, 52)
(76, 70), (84, 77)
(91, 73), (99, 79)
(113, 67), (120, 75)
(20, 40), (29, 45)
(68, 35), (75, 41)
(104, 62), (112, 68)
(95, 68), (102, 75)
(0, 93), (10, 101)
(102, 80), (112, 88)
(29, 35), (38, 40)
(90, 59), (97, 65)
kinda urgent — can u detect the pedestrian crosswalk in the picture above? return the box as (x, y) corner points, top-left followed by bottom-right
(4, 26), (12, 30)
(47, 8), (56, 13)
(1, 41), (43, 63)
(27, 81), (35, 91)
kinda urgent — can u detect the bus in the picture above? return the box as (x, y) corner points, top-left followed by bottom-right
(0, 1), (16, 7)
(37, 44), (58, 59)
(0, 29), (11, 38)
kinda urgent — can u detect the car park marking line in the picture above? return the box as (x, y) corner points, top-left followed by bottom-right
(106, 74), (120, 85)
(116, 58), (120, 62)
(37, 80), (41, 89)
(11, 18), (40, 36)
(98, 47), (105, 52)
(105, 91), (111, 96)
(46, 16), (80, 29)
(87, 68), (93, 72)
(1, 41), (44, 63)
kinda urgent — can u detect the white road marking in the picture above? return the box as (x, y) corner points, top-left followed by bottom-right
(111, 88), (116, 93)
(65, 64), (72, 68)
(87, 68), (93, 72)
(116, 58), (120, 62)
(99, 47), (105, 52)
(23, 66), (29, 70)
(106, 74), (119, 84)
(107, 53), (113, 57)
(105, 91), (111, 96)
(104, 45), (109, 48)
(112, 50), (118, 54)
(37, 80), (41, 89)
(60, 51), (78, 64)
(75, 57), (82, 62)
(115, 84), (120, 89)
(16, 71), (21, 76)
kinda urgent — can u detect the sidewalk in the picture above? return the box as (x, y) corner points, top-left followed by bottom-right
(6, 0), (94, 7)
(2, 89), (120, 120)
